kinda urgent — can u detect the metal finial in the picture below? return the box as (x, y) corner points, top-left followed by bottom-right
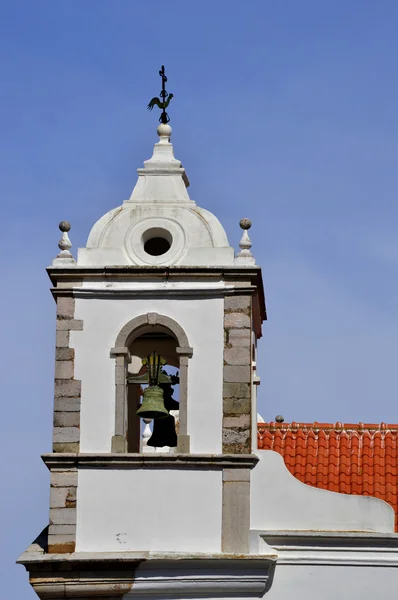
(275, 415), (285, 423)
(147, 65), (174, 124)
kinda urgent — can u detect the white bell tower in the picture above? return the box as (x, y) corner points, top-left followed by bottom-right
(18, 121), (274, 599)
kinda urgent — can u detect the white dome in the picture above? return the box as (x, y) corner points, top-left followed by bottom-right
(77, 126), (234, 267)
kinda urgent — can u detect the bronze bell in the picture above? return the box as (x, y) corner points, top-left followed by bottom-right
(136, 385), (169, 420)
(147, 383), (179, 448)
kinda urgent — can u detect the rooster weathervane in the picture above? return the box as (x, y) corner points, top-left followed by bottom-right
(147, 65), (174, 124)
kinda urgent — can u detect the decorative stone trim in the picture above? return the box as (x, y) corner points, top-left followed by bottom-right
(114, 312), (191, 349)
(223, 295), (252, 454)
(112, 313), (192, 453)
(53, 296), (83, 454)
(48, 468), (77, 554)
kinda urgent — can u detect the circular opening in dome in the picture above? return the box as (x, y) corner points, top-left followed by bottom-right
(142, 228), (173, 257)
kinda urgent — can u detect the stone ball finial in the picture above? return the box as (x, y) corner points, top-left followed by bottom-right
(239, 218), (252, 230)
(59, 220), (71, 233)
(157, 123), (172, 138)
(275, 415), (285, 423)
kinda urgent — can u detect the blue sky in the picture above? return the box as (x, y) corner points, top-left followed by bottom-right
(2, 1), (398, 596)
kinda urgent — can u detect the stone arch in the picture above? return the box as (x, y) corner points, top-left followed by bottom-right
(114, 312), (192, 352)
(110, 313), (193, 454)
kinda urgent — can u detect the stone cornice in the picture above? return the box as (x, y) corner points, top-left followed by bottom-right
(51, 286), (257, 299)
(47, 265), (263, 282)
(41, 453), (260, 470)
(18, 552), (276, 599)
(46, 266), (266, 319)
(18, 551), (277, 565)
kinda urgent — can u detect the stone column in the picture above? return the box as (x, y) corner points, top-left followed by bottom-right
(110, 347), (131, 452)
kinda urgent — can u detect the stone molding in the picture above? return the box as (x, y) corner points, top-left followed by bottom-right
(112, 312), (192, 452)
(255, 530), (398, 567)
(42, 453), (259, 470)
(114, 312), (192, 349)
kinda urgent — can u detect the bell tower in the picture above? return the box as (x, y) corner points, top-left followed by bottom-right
(18, 98), (272, 598)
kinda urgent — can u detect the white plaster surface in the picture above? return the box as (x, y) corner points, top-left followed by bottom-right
(261, 564), (398, 599)
(251, 450), (395, 533)
(73, 295), (224, 454)
(76, 469), (222, 553)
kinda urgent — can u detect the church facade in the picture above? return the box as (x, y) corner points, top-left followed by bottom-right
(18, 120), (398, 598)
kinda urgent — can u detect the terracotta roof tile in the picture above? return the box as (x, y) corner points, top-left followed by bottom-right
(257, 422), (398, 531)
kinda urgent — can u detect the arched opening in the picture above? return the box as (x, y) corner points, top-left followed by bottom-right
(111, 313), (193, 454)
(126, 329), (180, 453)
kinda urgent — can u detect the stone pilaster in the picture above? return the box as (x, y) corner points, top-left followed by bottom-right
(222, 468), (251, 553)
(223, 295), (252, 453)
(53, 296), (83, 453)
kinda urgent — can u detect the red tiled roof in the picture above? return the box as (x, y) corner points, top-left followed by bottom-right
(257, 422), (398, 531)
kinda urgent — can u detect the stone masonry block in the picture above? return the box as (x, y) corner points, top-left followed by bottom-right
(48, 534), (76, 554)
(222, 428), (250, 446)
(49, 524), (76, 535)
(54, 380), (81, 398)
(56, 319), (83, 331)
(223, 383), (250, 398)
(50, 487), (69, 508)
(51, 471), (78, 487)
(50, 508), (77, 525)
(223, 468), (250, 482)
(224, 347), (251, 366)
(224, 296), (251, 311)
(53, 427), (80, 443)
(111, 435), (128, 453)
(51, 486), (77, 509)
(55, 330), (70, 348)
(54, 412), (80, 427)
(55, 360), (74, 380)
(228, 329), (251, 348)
(56, 297), (75, 319)
(54, 397), (80, 412)
(56, 347), (75, 361)
(223, 365), (250, 383)
(53, 442), (79, 453)
(224, 313), (250, 329)
(223, 414), (251, 428)
(223, 397), (251, 415)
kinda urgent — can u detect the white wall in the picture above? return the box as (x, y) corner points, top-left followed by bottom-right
(72, 293), (224, 453)
(264, 564), (397, 600)
(251, 450), (395, 533)
(76, 469), (222, 553)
